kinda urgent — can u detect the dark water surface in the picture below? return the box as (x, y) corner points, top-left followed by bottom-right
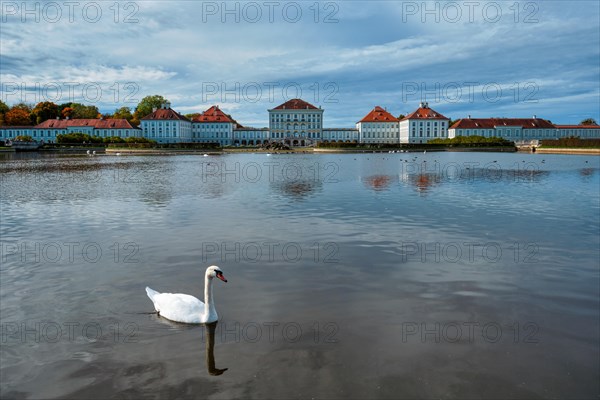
(1, 151), (599, 399)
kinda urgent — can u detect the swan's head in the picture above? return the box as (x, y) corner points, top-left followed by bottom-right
(207, 265), (227, 282)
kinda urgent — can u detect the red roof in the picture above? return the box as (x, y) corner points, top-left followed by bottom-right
(35, 118), (139, 129)
(141, 108), (190, 121)
(401, 105), (448, 120)
(272, 99), (318, 110)
(555, 125), (600, 129)
(192, 106), (235, 123)
(450, 118), (555, 130)
(358, 106), (399, 123)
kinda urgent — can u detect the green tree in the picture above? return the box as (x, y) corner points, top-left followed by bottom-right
(185, 112), (201, 120)
(112, 106), (134, 121)
(397, 114), (405, 120)
(135, 95), (169, 119)
(5, 108), (33, 125)
(13, 102), (33, 112)
(580, 118), (598, 126)
(70, 103), (100, 119)
(56, 132), (92, 144)
(32, 101), (60, 124)
(0, 100), (9, 115)
(15, 135), (34, 142)
(103, 136), (125, 144)
(0, 100), (9, 125)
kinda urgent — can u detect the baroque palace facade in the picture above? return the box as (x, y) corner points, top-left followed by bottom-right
(1, 99), (599, 145)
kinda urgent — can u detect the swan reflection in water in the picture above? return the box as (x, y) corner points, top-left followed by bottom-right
(152, 319), (228, 376)
(204, 322), (228, 376)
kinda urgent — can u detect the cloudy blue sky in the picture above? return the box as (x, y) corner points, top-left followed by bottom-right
(1, 0), (598, 126)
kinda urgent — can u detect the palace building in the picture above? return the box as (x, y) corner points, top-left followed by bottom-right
(0, 118), (141, 143)
(2, 100), (598, 146)
(322, 128), (359, 143)
(268, 98), (324, 147)
(356, 106), (400, 144)
(191, 105), (237, 146)
(140, 102), (192, 143)
(449, 116), (600, 141)
(399, 102), (450, 143)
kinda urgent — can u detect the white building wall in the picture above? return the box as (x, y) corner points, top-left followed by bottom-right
(356, 122), (399, 144)
(322, 128), (359, 142)
(141, 119), (192, 143)
(233, 128), (270, 145)
(400, 119), (448, 143)
(1, 125), (141, 142)
(268, 109), (323, 144)
(193, 122), (234, 146)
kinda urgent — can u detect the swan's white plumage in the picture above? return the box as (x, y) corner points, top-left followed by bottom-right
(146, 289), (206, 323)
(145, 265), (226, 324)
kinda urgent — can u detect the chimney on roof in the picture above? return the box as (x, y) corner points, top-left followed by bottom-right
(56, 116), (59, 120)
(66, 116), (69, 120)
(468, 115), (471, 119)
(533, 114), (537, 119)
(152, 107), (157, 113)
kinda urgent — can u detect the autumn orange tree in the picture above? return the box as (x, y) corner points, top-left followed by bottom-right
(32, 101), (60, 124)
(5, 108), (33, 126)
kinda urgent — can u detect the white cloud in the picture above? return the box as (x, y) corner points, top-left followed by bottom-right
(0, 0), (598, 125)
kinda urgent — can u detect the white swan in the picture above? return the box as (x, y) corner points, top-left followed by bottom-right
(146, 266), (227, 324)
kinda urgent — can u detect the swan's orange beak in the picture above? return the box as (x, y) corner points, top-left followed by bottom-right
(216, 273), (227, 282)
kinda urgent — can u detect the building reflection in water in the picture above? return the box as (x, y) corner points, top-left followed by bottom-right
(362, 175), (392, 191)
(410, 173), (440, 193)
(270, 179), (322, 200)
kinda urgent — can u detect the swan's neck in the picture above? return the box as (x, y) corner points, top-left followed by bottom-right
(204, 275), (217, 319)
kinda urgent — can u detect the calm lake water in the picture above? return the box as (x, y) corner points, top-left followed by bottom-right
(1, 151), (599, 399)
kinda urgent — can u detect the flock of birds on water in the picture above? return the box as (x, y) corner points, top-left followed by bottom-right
(85, 149), (590, 166)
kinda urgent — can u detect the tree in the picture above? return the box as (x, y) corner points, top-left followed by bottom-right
(580, 118), (598, 126)
(62, 107), (74, 118)
(185, 113), (201, 120)
(12, 102), (33, 112)
(0, 100), (9, 115)
(112, 106), (134, 122)
(398, 114), (405, 120)
(32, 101), (59, 124)
(0, 100), (8, 125)
(5, 108), (33, 125)
(135, 95), (169, 119)
(70, 103), (100, 119)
